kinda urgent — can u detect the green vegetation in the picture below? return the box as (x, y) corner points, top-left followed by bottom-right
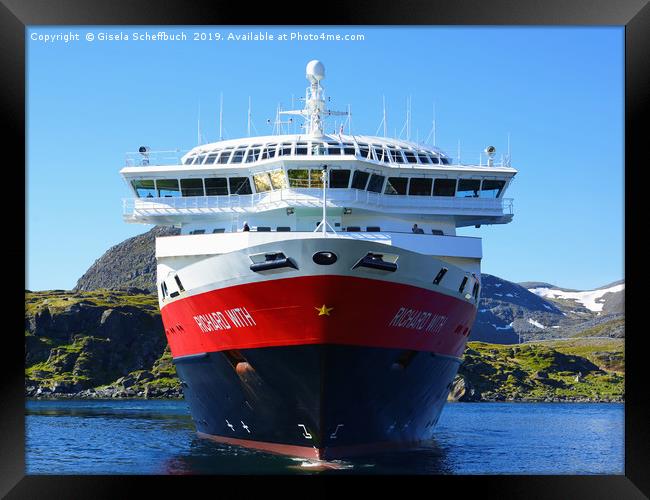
(25, 289), (173, 397)
(25, 289), (159, 316)
(572, 317), (625, 339)
(453, 339), (625, 402)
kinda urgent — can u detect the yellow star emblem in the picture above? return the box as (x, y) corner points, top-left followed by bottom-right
(315, 305), (334, 316)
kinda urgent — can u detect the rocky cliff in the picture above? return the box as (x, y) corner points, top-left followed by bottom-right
(25, 289), (181, 399)
(74, 226), (180, 293)
(448, 338), (624, 402)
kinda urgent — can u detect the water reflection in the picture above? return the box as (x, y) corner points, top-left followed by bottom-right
(26, 400), (624, 475)
(162, 435), (452, 475)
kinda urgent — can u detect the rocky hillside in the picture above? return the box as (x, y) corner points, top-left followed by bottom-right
(473, 275), (625, 344)
(25, 289), (181, 399)
(448, 338), (624, 402)
(74, 226), (180, 293)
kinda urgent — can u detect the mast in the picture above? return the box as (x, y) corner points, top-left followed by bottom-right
(219, 92), (223, 141)
(280, 60), (347, 137)
(247, 96), (251, 137)
(314, 166), (337, 236)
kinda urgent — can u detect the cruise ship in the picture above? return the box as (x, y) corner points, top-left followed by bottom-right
(120, 60), (517, 460)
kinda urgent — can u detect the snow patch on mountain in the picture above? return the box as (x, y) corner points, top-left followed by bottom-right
(528, 284), (624, 313)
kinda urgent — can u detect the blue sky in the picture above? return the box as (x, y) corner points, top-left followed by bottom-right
(26, 26), (624, 291)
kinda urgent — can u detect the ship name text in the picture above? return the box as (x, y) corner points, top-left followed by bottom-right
(193, 307), (257, 333)
(389, 307), (448, 334)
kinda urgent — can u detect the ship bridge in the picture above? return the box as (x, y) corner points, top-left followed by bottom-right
(119, 59), (517, 237)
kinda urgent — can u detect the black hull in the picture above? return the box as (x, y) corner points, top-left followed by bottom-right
(174, 344), (461, 459)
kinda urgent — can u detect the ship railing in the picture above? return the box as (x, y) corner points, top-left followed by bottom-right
(123, 190), (513, 216)
(124, 149), (189, 167)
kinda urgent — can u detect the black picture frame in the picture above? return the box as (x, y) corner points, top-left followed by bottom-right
(4, 0), (647, 496)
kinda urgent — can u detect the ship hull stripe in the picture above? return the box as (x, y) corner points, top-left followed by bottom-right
(161, 274), (475, 359)
(197, 432), (431, 461)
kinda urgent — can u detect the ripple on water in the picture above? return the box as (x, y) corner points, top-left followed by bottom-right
(26, 400), (624, 475)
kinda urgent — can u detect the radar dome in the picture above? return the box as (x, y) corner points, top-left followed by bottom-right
(306, 60), (325, 83)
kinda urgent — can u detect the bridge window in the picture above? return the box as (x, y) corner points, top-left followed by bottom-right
(385, 177), (408, 195)
(183, 156), (195, 165)
(404, 151), (418, 164)
(205, 178), (228, 196)
(288, 169), (309, 188)
(260, 144), (277, 160)
(358, 144), (370, 159)
(229, 177), (252, 195)
(296, 143), (308, 155)
(253, 172), (272, 193)
(457, 179), (481, 198)
(132, 179), (156, 198)
(351, 170), (370, 190)
(312, 142), (327, 155)
(434, 178), (456, 196)
(480, 179), (506, 198)
(343, 143), (356, 155)
(409, 178), (433, 196)
(367, 174), (385, 193)
(327, 142), (342, 155)
(157, 179), (180, 197)
(269, 169), (287, 190)
(230, 148), (246, 163)
(193, 154), (206, 165)
(440, 157), (451, 165)
(389, 149), (404, 163)
(278, 144), (293, 156)
(418, 153), (431, 164)
(180, 178), (204, 197)
(310, 169), (324, 188)
(373, 147), (385, 162)
(330, 169), (351, 188)
(217, 150), (232, 164)
(246, 147), (261, 163)
(204, 152), (219, 165)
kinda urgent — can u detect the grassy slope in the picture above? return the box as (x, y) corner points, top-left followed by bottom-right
(25, 290), (178, 394)
(460, 338), (624, 401)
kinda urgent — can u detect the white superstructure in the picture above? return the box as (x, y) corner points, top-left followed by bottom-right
(119, 60), (517, 303)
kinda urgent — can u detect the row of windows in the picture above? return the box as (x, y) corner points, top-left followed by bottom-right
(183, 141), (451, 166)
(132, 177), (252, 197)
(131, 169), (506, 198)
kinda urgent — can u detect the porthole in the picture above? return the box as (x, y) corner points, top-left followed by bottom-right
(312, 251), (338, 265)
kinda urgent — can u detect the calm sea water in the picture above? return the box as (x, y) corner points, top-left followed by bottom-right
(25, 400), (624, 475)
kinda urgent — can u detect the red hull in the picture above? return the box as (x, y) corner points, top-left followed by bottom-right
(161, 275), (475, 359)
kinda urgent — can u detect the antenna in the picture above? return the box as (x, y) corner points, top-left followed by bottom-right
(383, 96), (387, 137)
(407, 95), (412, 141)
(433, 103), (436, 146)
(457, 139), (461, 165)
(347, 104), (352, 134)
(247, 96), (251, 137)
(507, 132), (511, 166)
(424, 102), (436, 146)
(219, 92), (223, 141)
(197, 101), (201, 145)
